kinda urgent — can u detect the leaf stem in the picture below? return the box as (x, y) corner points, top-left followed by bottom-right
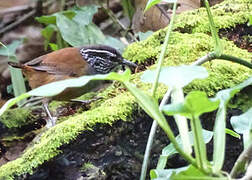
(150, 3), (177, 97)
(191, 115), (208, 171)
(204, 0), (222, 56)
(140, 3), (182, 180)
(192, 52), (252, 69)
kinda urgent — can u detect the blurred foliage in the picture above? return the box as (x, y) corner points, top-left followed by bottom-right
(36, 5), (125, 52)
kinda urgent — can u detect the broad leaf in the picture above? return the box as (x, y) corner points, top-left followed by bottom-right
(0, 40), (22, 57)
(231, 108), (252, 134)
(157, 129), (212, 169)
(0, 70), (131, 116)
(170, 165), (228, 180)
(56, 13), (105, 46)
(162, 91), (219, 118)
(104, 36), (126, 53)
(41, 24), (57, 50)
(137, 31), (153, 41)
(72, 5), (98, 26)
(0, 40), (26, 105)
(212, 76), (252, 172)
(150, 166), (188, 180)
(141, 65), (208, 88)
(231, 108), (252, 149)
(124, 82), (170, 131)
(35, 10), (75, 25)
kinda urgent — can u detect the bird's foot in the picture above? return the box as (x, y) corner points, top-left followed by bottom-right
(45, 116), (57, 128)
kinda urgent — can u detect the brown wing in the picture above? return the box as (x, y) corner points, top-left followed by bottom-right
(22, 47), (89, 89)
(25, 47), (89, 76)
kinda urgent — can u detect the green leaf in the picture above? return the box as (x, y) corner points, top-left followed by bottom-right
(122, 0), (135, 21)
(41, 24), (57, 50)
(137, 31), (153, 41)
(35, 10), (75, 25)
(124, 82), (169, 130)
(162, 91), (219, 118)
(141, 65), (208, 88)
(0, 93), (30, 116)
(145, 0), (161, 12)
(0, 40), (27, 106)
(145, 0), (177, 12)
(104, 36), (126, 53)
(49, 43), (59, 51)
(56, 13), (86, 46)
(157, 129), (212, 169)
(56, 13), (105, 46)
(0, 40), (22, 57)
(231, 108), (252, 134)
(225, 128), (241, 139)
(204, 0), (222, 56)
(212, 76), (252, 172)
(162, 129), (212, 156)
(0, 70), (131, 116)
(170, 165), (228, 180)
(72, 5), (98, 26)
(231, 108), (252, 149)
(150, 166), (188, 180)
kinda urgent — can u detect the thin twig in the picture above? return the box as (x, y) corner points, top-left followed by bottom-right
(0, 0), (55, 36)
(0, 5), (32, 16)
(98, 1), (137, 42)
(0, 10), (36, 36)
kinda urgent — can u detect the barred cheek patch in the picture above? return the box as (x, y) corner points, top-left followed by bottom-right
(79, 47), (121, 74)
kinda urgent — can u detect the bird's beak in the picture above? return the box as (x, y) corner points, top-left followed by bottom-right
(122, 59), (137, 68)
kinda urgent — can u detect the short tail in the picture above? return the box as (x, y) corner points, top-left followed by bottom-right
(8, 62), (24, 69)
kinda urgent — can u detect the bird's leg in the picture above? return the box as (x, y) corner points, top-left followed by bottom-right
(42, 98), (57, 128)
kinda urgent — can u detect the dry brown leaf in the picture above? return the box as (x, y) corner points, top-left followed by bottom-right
(132, 0), (200, 32)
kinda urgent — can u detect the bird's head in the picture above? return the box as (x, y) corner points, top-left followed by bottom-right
(80, 45), (136, 74)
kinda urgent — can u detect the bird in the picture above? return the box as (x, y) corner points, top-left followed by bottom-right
(8, 45), (137, 127)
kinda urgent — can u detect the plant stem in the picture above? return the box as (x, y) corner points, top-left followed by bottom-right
(219, 54), (252, 69)
(139, 88), (172, 180)
(192, 52), (252, 69)
(171, 88), (192, 155)
(140, 3), (177, 180)
(98, 1), (137, 42)
(204, 0), (222, 56)
(150, 3), (176, 97)
(191, 116), (208, 171)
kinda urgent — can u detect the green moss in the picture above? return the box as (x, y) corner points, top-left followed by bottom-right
(124, 32), (251, 95)
(0, 108), (35, 128)
(0, 92), (137, 179)
(0, 0), (251, 178)
(173, 0), (251, 33)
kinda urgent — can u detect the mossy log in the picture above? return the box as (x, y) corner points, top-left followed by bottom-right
(0, 0), (251, 178)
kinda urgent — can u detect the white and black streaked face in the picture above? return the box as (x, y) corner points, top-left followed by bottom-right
(79, 45), (124, 74)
